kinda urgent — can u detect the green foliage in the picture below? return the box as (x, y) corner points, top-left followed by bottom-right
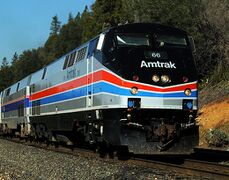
(50, 15), (61, 35)
(68, 13), (74, 22)
(80, 6), (96, 43)
(44, 34), (62, 64)
(92, 0), (126, 31)
(44, 12), (84, 64)
(11, 52), (19, 64)
(11, 49), (43, 82)
(0, 58), (13, 91)
(205, 128), (229, 147)
(122, 0), (201, 28)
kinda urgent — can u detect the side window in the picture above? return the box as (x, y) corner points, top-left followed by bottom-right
(30, 84), (35, 93)
(42, 67), (47, 79)
(68, 51), (77, 67)
(63, 47), (87, 70)
(18, 103), (24, 117)
(16, 83), (20, 92)
(5, 88), (11, 97)
(63, 51), (77, 70)
(32, 100), (40, 115)
(76, 47), (87, 62)
(63, 55), (70, 70)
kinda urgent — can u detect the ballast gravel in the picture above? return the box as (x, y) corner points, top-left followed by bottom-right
(0, 139), (195, 180)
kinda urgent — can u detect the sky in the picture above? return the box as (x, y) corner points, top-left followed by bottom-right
(0, 0), (95, 63)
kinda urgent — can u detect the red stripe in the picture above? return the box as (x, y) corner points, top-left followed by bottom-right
(30, 76), (87, 101)
(102, 70), (197, 92)
(30, 69), (197, 101)
(30, 71), (104, 101)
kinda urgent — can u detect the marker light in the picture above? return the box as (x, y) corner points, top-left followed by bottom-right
(130, 87), (138, 95)
(183, 76), (189, 83)
(184, 88), (192, 96)
(161, 75), (170, 83)
(133, 75), (139, 81)
(152, 74), (160, 82)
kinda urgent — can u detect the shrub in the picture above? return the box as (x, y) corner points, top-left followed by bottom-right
(205, 128), (229, 147)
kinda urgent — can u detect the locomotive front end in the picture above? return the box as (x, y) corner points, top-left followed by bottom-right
(100, 23), (199, 154)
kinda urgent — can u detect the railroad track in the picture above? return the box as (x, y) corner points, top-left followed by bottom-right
(2, 137), (229, 179)
(193, 147), (229, 162)
(130, 157), (229, 179)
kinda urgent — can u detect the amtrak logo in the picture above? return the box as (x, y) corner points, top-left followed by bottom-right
(140, 60), (176, 69)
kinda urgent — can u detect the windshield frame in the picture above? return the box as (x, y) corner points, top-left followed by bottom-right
(115, 33), (150, 47)
(114, 32), (188, 49)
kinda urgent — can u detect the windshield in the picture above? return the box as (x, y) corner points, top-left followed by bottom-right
(115, 33), (187, 47)
(156, 34), (187, 46)
(116, 34), (149, 46)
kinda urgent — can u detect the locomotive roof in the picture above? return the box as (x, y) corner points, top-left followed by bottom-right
(108, 23), (187, 35)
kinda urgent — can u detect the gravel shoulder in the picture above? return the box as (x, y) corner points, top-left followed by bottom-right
(0, 139), (199, 179)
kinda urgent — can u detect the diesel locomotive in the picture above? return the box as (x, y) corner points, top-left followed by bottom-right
(0, 23), (198, 154)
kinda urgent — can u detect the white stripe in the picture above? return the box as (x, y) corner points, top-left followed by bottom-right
(101, 68), (197, 89)
(37, 96), (87, 107)
(31, 67), (197, 96)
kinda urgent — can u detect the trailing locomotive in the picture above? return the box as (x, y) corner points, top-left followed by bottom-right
(0, 23), (198, 154)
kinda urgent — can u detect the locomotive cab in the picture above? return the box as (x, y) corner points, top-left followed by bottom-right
(102, 24), (197, 86)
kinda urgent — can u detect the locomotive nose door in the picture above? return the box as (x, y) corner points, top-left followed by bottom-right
(86, 37), (100, 108)
(86, 56), (93, 107)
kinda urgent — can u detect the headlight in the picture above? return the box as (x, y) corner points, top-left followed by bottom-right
(184, 88), (192, 96)
(130, 87), (138, 95)
(152, 74), (160, 82)
(161, 75), (170, 83)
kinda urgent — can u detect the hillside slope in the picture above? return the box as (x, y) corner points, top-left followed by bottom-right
(198, 96), (229, 148)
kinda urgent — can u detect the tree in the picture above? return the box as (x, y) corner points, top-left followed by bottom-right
(68, 13), (74, 22)
(11, 52), (20, 82)
(197, 0), (229, 82)
(1, 57), (9, 68)
(10, 50), (43, 82)
(50, 15), (61, 35)
(0, 58), (13, 91)
(44, 16), (63, 64)
(11, 52), (19, 64)
(80, 6), (97, 43)
(92, 0), (126, 32)
(44, 13), (82, 64)
(122, 0), (202, 32)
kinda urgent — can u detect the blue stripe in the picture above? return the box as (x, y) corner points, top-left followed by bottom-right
(40, 86), (87, 105)
(2, 98), (30, 113)
(38, 82), (197, 105)
(95, 82), (197, 98)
